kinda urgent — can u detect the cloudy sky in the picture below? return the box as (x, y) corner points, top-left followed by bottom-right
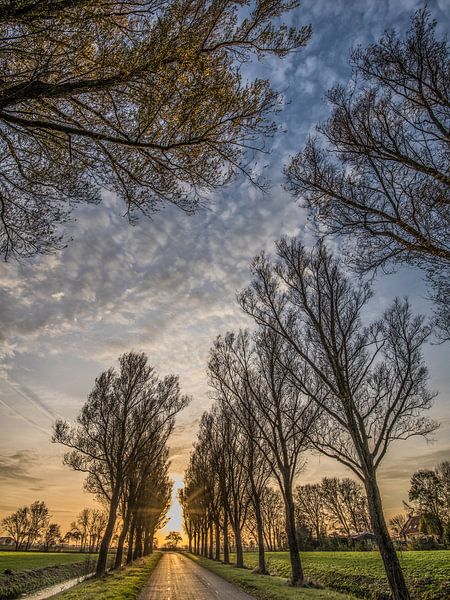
(1, 0), (449, 536)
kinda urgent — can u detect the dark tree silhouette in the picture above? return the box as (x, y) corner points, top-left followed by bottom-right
(53, 351), (189, 576)
(239, 238), (438, 600)
(285, 9), (449, 338)
(208, 329), (318, 585)
(0, 0), (311, 260)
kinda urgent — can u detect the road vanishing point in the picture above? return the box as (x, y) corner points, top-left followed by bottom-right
(138, 552), (256, 600)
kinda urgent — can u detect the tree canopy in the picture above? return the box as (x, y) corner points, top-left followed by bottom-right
(285, 9), (449, 337)
(0, 0), (311, 259)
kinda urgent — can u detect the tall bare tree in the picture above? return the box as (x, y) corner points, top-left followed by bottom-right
(208, 329), (318, 585)
(53, 351), (189, 576)
(239, 238), (437, 600)
(285, 9), (449, 338)
(0, 0), (311, 260)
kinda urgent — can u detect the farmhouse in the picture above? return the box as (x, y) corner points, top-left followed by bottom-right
(0, 536), (14, 546)
(400, 515), (422, 540)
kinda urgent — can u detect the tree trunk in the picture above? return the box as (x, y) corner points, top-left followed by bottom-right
(188, 532), (193, 554)
(133, 524), (143, 560)
(364, 471), (411, 600)
(223, 515), (230, 564)
(209, 524), (214, 559)
(214, 520), (221, 561)
(234, 525), (244, 568)
(126, 519), (135, 564)
(143, 526), (150, 556)
(96, 491), (119, 577)
(203, 526), (208, 557)
(283, 481), (304, 586)
(114, 508), (131, 569)
(252, 496), (267, 574)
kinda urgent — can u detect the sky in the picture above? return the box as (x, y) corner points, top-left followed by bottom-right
(0, 0), (449, 539)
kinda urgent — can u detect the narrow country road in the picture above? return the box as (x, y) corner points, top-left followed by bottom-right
(138, 552), (256, 600)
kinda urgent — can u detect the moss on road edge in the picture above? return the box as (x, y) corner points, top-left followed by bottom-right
(184, 553), (354, 600)
(52, 553), (161, 600)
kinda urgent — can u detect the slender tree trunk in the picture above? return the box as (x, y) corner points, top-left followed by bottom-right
(214, 520), (221, 561)
(203, 526), (208, 557)
(126, 519), (135, 564)
(133, 523), (143, 559)
(252, 495), (267, 574)
(223, 514), (230, 564)
(188, 532), (193, 554)
(208, 524), (214, 559)
(364, 471), (411, 600)
(96, 491), (120, 577)
(282, 479), (304, 586)
(234, 524), (244, 568)
(114, 508), (131, 569)
(143, 526), (150, 556)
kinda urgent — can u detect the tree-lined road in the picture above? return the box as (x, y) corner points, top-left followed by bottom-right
(138, 553), (256, 600)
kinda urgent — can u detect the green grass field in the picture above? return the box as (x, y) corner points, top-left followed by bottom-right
(0, 552), (97, 600)
(188, 553), (355, 599)
(52, 553), (161, 599)
(0, 552), (94, 572)
(229, 551), (450, 600)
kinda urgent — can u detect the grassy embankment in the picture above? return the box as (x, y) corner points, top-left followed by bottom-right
(186, 552), (355, 600)
(52, 553), (161, 600)
(229, 551), (450, 600)
(0, 552), (97, 600)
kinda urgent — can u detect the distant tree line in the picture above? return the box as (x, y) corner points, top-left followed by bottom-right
(53, 351), (189, 576)
(1, 501), (60, 551)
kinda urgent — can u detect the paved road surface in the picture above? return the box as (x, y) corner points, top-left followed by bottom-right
(138, 552), (256, 600)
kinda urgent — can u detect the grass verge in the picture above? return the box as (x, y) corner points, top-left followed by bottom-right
(52, 553), (161, 600)
(185, 553), (355, 599)
(231, 551), (450, 600)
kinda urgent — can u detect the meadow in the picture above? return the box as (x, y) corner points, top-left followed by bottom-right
(230, 551), (450, 600)
(0, 552), (97, 600)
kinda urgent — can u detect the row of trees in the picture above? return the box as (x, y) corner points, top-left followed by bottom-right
(182, 237), (437, 600)
(65, 508), (108, 553)
(1, 501), (61, 551)
(53, 351), (189, 576)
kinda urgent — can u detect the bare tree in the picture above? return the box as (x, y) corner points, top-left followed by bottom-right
(239, 238), (438, 600)
(1, 506), (29, 550)
(295, 483), (327, 540)
(53, 351), (189, 576)
(285, 9), (449, 338)
(41, 523), (62, 551)
(25, 501), (50, 550)
(320, 477), (370, 536)
(0, 0), (311, 260)
(260, 487), (285, 551)
(389, 514), (407, 540)
(208, 329), (318, 585)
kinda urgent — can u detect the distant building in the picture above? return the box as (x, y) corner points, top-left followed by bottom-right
(399, 514), (422, 540)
